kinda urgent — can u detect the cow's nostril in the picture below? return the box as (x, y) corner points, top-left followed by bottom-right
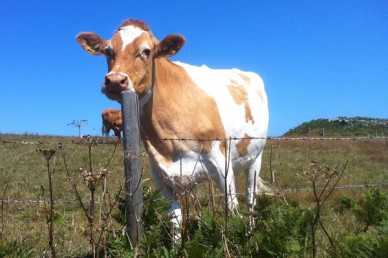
(105, 77), (111, 85)
(120, 77), (127, 86)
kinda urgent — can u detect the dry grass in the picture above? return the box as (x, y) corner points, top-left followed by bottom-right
(0, 135), (140, 256)
(0, 134), (387, 256)
(261, 138), (388, 188)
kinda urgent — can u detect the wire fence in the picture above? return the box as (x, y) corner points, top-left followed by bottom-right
(2, 182), (388, 206)
(269, 136), (387, 141)
(1, 135), (387, 205)
(1, 135), (387, 145)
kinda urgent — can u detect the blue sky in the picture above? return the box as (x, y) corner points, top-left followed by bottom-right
(1, 1), (387, 137)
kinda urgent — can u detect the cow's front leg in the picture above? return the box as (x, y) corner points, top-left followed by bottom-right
(150, 162), (182, 240)
(166, 199), (182, 240)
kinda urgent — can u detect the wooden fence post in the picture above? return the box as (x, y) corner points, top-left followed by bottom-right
(120, 91), (143, 249)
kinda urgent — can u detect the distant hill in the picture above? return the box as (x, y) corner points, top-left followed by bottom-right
(284, 117), (388, 137)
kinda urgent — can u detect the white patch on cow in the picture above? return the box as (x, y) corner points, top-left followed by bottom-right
(173, 61), (269, 171)
(154, 140), (239, 210)
(119, 25), (145, 51)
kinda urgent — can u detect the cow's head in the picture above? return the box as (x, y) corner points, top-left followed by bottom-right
(76, 19), (185, 101)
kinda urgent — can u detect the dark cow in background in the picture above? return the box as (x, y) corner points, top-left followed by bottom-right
(77, 18), (269, 231)
(101, 108), (122, 141)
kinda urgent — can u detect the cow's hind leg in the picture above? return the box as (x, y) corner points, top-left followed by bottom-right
(211, 163), (239, 213)
(245, 152), (264, 226)
(207, 143), (239, 213)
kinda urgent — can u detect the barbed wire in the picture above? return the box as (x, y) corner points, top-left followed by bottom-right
(196, 182), (388, 198)
(269, 136), (386, 141)
(268, 182), (388, 193)
(1, 136), (386, 146)
(2, 182), (387, 205)
(0, 138), (118, 146)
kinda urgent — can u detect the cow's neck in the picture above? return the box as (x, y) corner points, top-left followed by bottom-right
(139, 57), (189, 162)
(143, 57), (197, 134)
(139, 57), (226, 162)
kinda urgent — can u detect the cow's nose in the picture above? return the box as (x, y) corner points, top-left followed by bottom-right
(104, 73), (129, 91)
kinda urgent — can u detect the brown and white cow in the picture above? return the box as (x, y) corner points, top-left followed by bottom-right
(101, 108), (122, 141)
(77, 18), (269, 228)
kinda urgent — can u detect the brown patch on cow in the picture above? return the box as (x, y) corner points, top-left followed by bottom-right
(227, 85), (254, 123)
(218, 140), (228, 156)
(236, 134), (251, 157)
(239, 72), (265, 104)
(106, 34), (123, 71)
(102, 109), (123, 139)
(119, 19), (151, 31)
(238, 72), (251, 85)
(140, 58), (227, 165)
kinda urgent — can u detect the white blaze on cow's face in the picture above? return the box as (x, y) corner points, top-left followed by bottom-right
(76, 19), (185, 102)
(118, 25), (146, 51)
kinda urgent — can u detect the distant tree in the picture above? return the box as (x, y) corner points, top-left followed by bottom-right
(68, 119), (88, 138)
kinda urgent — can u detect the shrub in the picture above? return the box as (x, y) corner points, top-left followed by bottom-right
(252, 196), (313, 257)
(141, 187), (178, 256)
(109, 187), (178, 257)
(184, 212), (224, 257)
(336, 188), (388, 258)
(0, 237), (35, 258)
(342, 232), (379, 258)
(105, 187), (388, 257)
(354, 188), (388, 232)
(334, 196), (356, 215)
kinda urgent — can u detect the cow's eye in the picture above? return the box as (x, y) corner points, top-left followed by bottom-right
(105, 47), (115, 58)
(140, 48), (151, 60)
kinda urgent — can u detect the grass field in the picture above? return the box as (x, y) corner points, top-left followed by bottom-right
(0, 134), (387, 256)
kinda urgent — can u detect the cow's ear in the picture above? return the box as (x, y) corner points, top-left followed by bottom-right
(154, 34), (185, 58)
(76, 32), (107, 55)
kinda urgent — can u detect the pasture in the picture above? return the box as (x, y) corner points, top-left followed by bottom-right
(0, 134), (387, 257)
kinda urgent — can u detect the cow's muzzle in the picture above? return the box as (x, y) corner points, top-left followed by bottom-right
(104, 72), (129, 93)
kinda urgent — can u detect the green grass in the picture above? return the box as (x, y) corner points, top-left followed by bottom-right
(0, 134), (387, 256)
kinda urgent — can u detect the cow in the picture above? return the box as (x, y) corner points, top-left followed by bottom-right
(77, 18), (269, 231)
(101, 108), (122, 141)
